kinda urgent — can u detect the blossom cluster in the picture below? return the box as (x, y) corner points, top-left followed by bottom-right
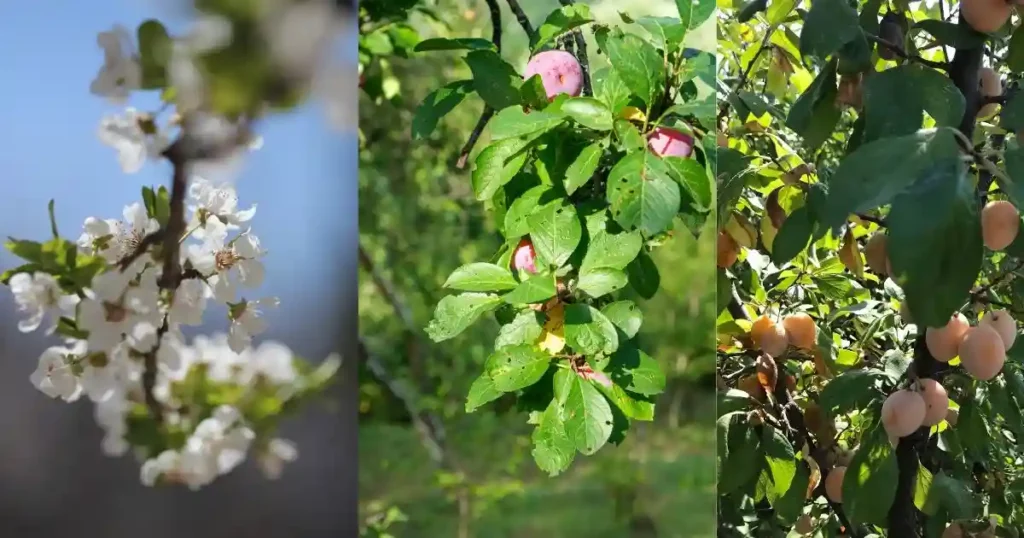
(1, 10), (341, 490)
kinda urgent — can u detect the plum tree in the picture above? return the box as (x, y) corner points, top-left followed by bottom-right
(750, 314), (790, 357)
(417, 0), (714, 478)
(718, 0), (1024, 534)
(783, 312), (817, 349)
(825, 466), (847, 503)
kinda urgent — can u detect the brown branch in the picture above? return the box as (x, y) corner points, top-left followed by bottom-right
(864, 33), (949, 70)
(456, 0), (504, 170)
(504, 0), (536, 42)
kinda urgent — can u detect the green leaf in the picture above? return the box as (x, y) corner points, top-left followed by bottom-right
(774, 461), (810, 523)
(786, 59), (841, 150)
(466, 374), (502, 412)
(505, 186), (551, 237)
(818, 369), (886, 417)
(577, 268), (629, 298)
(632, 16), (687, 52)
(464, 50), (522, 109)
(601, 301), (643, 339)
(527, 197), (582, 269)
(608, 343), (665, 396)
(5, 238), (44, 264)
(564, 375), (615, 455)
(594, 68), (632, 114)
(862, 64), (965, 142)
(137, 19), (172, 89)
(503, 273), (557, 304)
(762, 425), (797, 503)
(580, 227), (643, 274)
(1002, 92), (1024, 133)
(1010, 26), (1024, 73)
(154, 186), (171, 227)
(718, 412), (763, 494)
(602, 31), (665, 107)
(626, 250), (660, 299)
(915, 19), (986, 48)
(495, 311), (545, 349)
(489, 106), (567, 140)
(415, 37), (497, 52)
(676, 0), (715, 30)
(484, 344), (552, 392)
(425, 293), (502, 342)
(564, 141), (604, 195)
(664, 156), (713, 212)
(533, 4), (593, 51)
(561, 97), (613, 131)
(606, 151), (681, 236)
(564, 304), (620, 356)
(443, 262), (518, 291)
(799, 0), (863, 61)
(820, 127), (961, 229)
(613, 119), (646, 151)
(1001, 137), (1024, 208)
(662, 96), (716, 126)
(841, 421), (899, 526)
(921, 472), (981, 519)
(532, 397), (576, 476)
(887, 159), (982, 328)
(412, 80), (474, 139)
(596, 381), (655, 421)
(771, 205), (815, 265)
(472, 138), (531, 201)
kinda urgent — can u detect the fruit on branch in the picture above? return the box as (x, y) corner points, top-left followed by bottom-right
(835, 73), (863, 110)
(782, 312), (817, 349)
(750, 314), (789, 357)
(794, 514), (814, 535)
(919, 378), (950, 426)
(961, 0), (1012, 34)
(755, 353), (778, 391)
(804, 401), (826, 432)
(959, 324), (1007, 380)
(981, 200), (1020, 251)
(738, 373), (766, 401)
(647, 127), (694, 158)
(881, 389), (927, 438)
(878, 12), (906, 61)
(785, 373), (797, 392)
(523, 50), (584, 100)
(717, 132), (729, 147)
(717, 231), (740, 268)
(946, 407), (959, 426)
(978, 66), (1005, 117)
(864, 233), (891, 276)
(981, 309), (1017, 350)
(511, 237), (538, 274)
(926, 313), (970, 362)
(825, 465), (846, 502)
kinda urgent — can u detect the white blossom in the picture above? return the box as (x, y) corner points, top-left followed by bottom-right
(169, 278), (207, 326)
(186, 177), (257, 238)
(78, 268), (161, 352)
(228, 297), (278, 353)
(89, 25), (141, 103)
(97, 109), (170, 174)
(78, 203), (160, 264)
(8, 272), (79, 333)
(188, 220), (266, 302)
(245, 341), (297, 384)
(30, 344), (84, 401)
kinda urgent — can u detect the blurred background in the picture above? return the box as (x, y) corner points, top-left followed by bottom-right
(0, 1), (358, 536)
(357, 1), (717, 536)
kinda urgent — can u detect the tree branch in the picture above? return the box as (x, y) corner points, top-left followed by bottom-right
(504, 0), (536, 42)
(456, 0), (503, 170)
(864, 33), (949, 70)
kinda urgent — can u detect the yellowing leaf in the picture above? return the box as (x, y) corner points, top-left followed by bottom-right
(761, 216), (778, 253)
(726, 212), (758, 249)
(537, 303), (566, 354)
(618, 106), (646, 122)
(838, 227), (865, 278)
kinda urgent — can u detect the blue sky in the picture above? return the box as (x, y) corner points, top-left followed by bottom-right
(0, 1), (358, 357)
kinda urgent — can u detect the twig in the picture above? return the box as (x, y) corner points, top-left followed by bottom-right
(557, 0), (593, 96)
(864, 33), (949, 70)
(855, 213), (887, 228)
(504, 0), (536, 42)
(718, 34), (772, 122)
(456, 0), (503, 170)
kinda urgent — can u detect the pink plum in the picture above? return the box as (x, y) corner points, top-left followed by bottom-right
(511, 238), (538, 274)
(523, 50), (584, 100)
(647, 127), (695, 158)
